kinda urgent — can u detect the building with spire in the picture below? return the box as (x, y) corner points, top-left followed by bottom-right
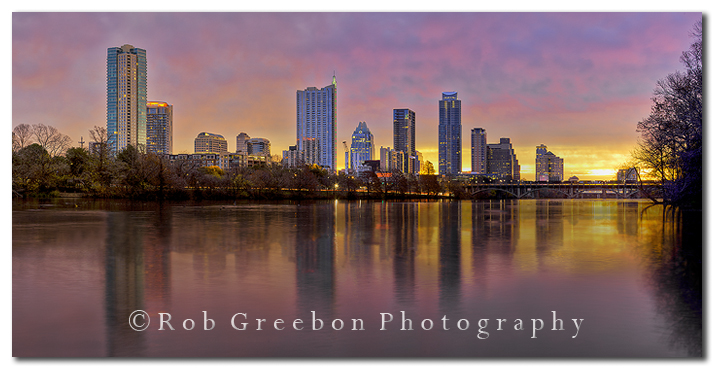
(107, 44), (147, 154)
(438, 92), (462, 175)
(296, 74), (337, 171)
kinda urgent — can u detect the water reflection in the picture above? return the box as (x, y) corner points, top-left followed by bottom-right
(438, 201), (461, 311)
(390, 203), (417, 305)
(12, 199), (702, 357)
(639, 206), (702, 356)
(104, 212), (146, 357)
(471, 200), (518, 293)
(295, 203), (335, 318)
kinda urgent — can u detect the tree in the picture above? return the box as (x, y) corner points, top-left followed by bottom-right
(421, 160), (436, 175)
(633, 21), (702, 206)
(13, 143), (68, 194)
(32, 123), (72, 157)
(12, 124), (34, 152)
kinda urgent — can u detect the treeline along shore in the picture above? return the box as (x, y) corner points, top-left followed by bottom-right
(12, 132), (453, 201)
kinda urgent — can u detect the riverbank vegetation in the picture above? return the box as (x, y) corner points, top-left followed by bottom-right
(12, 126), (446, 201)
(632, 21), (702, 208)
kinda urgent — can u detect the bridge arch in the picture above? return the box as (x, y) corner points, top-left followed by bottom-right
(470, 188), (519, 199)
(519, 187), (571, 199)
(572, 188), (625, 199)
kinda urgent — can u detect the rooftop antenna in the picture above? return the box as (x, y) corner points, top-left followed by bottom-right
(332, 70), (336, 85)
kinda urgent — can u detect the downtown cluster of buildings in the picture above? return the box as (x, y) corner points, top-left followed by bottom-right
(104, 44), (565, 181)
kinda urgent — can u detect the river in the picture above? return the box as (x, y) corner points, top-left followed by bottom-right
(12, 198), (702, 357)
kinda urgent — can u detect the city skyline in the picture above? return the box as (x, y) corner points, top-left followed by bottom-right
(12, 12), (702, 180)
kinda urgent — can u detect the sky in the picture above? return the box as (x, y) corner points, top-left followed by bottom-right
(11, 11), (702, 180)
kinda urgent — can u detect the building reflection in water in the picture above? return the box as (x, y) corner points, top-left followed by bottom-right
(617, 201), (639, 236)
(390, 202), (418, 305)
(343, 201), (377, 283)
(295, 202), (336, 318)
(143, 204), (172, 315)
(471, 200), (519, 291)
(535, 200), (564, 269)
(104, 204), (174, 356)
(104, 212), (146, 357)
(438, 201), (461, 311)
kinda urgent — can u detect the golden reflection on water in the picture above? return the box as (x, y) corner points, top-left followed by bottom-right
(12, 199), (701, 357)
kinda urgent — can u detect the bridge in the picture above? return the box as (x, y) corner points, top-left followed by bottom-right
(463, 183), (657, 199)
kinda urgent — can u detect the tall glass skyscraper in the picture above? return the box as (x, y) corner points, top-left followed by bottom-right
(393, 108), (416, 156)
(146, 101), (172, 155)
(296, 75), (337, 171)
(438, 92), (462, 175)
(107, 44), (147, 154)
(471, 128), (487, 174)
(350, 121), (374, 171)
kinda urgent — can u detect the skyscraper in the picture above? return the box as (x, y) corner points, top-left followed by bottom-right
(296, 75), (337, 171)
(487, 138), (520, 182)
(393, 109), (416, 156)
(107, 44), (147, 154)
(350, 121), (374, 172)
(146, 101), (173, 155)
(471, 128), (486, 174)
(438, 92), (462, 175)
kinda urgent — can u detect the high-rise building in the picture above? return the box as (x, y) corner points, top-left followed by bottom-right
(379, 146), (391, 172)
(236, 132), (250, 154)
(471, 128), (487, 174)
(146, 101), (173, 155)
(282, 145), (299, 168)
(247, 138), (271, 157)
(296, 75), (337, 171)
(107, 44), (147, 154)
(194, 132), (228, 154)
(350, 121), (374, 172)
(535, 144), (564, 182)
(438, 92), (462, 175)
(393, 109), (416, 156)
(487, 138), (520, 182)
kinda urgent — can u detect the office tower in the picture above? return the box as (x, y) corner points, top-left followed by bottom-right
(438, 92), (462, 175)
(283, 145), (299, 168)
(487, 138), (519, 182)
(107, 44), (147, 154)
(350, 122), (374, 172)
(194, 132), (228, 154)
(146, 101), (173, 155)
(535, 144), (564, 182)
(236, 132), (250, 154)
(471, 128), (487, 174)
(393, 109), (416, 156)
(247, 138), (271, 157)
(296, 75), (337, 171)
(380, 146), (391, 172)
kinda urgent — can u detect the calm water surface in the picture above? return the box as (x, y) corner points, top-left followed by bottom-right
(12, 199), (702, 357)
